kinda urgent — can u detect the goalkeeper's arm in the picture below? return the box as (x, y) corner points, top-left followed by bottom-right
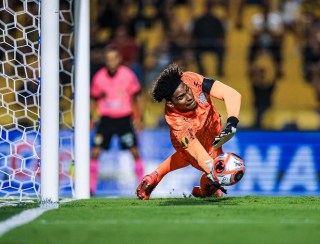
(185, 139), (227, 193)
(185, 139), (212, 174)
(209, 80), (241, 148)
(209, 80), (241, 119)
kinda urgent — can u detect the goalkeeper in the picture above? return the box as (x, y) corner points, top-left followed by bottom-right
(136, 63), (241, 200)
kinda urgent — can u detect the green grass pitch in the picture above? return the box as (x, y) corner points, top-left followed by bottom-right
(1, 196), (320, 244)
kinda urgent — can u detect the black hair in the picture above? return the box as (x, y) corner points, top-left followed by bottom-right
(104, 44), (120, 54)
(150, 63), (184, 102)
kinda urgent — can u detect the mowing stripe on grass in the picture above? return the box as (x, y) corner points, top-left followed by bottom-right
(37, 218), (317, 225)
(0, 208), (51, 236)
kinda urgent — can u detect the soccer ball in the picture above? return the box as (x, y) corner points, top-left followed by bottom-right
(212, 152), (245, 186)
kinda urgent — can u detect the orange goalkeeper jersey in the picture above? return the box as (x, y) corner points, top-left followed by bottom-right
(165, 72), (223, 167)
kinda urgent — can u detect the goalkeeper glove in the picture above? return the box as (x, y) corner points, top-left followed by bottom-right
(213, 116), (239, 149)
(206, 173), (227, 194)
(205, 160), (227, 194)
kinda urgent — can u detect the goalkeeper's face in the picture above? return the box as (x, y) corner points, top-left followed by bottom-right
(105, 49), (121, 76)
(168, 83), (197, 112)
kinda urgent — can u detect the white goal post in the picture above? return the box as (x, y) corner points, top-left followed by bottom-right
(0, 0), (90, 205)
(40, 0), (60, 204)
(74, 0), (90, 200)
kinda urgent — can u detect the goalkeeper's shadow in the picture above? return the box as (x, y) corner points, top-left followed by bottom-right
(156, 197), (239, 206)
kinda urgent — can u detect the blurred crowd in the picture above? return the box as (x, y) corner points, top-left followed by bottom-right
(90, 0), (320, 129)
(1, 0), (320, 130)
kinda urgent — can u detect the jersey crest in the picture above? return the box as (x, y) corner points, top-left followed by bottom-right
(198, 92), (207, 105)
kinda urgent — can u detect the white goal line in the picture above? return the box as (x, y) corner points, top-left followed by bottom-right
(0, 207), (53, 237)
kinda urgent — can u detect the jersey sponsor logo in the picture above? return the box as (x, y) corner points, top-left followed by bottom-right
(198, 92), (207, 104)
(181, 137), (189, 147)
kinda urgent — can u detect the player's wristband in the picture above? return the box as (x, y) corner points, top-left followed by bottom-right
(227, 116), (239, 128)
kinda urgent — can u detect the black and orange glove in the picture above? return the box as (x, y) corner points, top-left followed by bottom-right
(213, 116), (239, 149)
(206, 173), (227, 194)
(205, 160), (227, 194)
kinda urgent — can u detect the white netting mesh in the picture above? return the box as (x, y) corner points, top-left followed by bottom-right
(58, 0), (74, 197)
(0, 0), (75, 200)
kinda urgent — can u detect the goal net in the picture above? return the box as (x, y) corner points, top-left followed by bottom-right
(0, 0), (75, 201)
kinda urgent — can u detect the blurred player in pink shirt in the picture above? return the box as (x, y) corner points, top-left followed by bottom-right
(90, 45), (144, 195)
